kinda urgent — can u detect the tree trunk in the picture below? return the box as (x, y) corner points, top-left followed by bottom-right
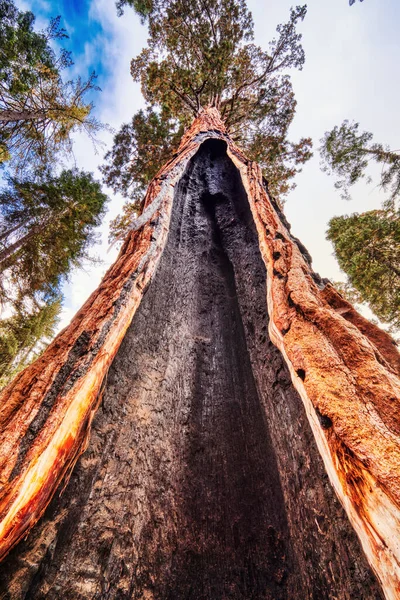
(0, 111), (45, 123)
(0, 224), (44, 266)
(0, 223), (26, 244)
(0, 109), (399, 599)
(0, 207), (73, 267)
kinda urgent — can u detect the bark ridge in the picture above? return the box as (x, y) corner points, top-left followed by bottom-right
(0, 108), (398, 599)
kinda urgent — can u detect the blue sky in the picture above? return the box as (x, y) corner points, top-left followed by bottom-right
(15, 0), (400, 330)
(21, 0), (109, 88)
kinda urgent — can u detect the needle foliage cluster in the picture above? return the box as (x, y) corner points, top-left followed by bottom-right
(0, 0), (108, 385)
(321, 121), (400, 329)
(103, 0), (312, 241)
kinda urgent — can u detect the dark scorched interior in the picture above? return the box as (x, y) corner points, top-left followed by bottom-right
(0, 140), (382, 599)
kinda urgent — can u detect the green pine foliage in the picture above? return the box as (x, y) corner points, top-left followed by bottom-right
(321, 122), (400, 329)
(320, 120), (400, 208)
(0, 0), (63, 97)
(105, 1), (312, 241)
(0, 1), (110, 385)
(0, 295), (61, 389)
(327, 209), (400, 329)
(101, 107), (184, 241)
(0, 0), (104, 171)
(0, 169), (108, 306)
(115, 0), (153, 18)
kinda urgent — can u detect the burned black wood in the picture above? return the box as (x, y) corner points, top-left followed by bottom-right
(0, 140), (382, 599)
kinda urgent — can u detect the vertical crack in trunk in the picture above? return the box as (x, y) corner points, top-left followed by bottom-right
(0, 109), (399, 599)
(0, 140), (383, 599)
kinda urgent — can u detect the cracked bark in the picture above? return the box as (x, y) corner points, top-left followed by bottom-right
(0, 109), (398, 599)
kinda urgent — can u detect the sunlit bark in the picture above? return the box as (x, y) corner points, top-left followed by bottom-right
(0, 108), (399, 599)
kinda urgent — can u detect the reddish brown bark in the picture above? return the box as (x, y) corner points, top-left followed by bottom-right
(0, 108), (399, 598)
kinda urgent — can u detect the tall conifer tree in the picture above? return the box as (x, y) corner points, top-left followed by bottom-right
(0, 0), (104, 170)
(103, 1), (312, 241)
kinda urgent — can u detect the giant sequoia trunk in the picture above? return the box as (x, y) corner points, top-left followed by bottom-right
(0, 109), (399, 599)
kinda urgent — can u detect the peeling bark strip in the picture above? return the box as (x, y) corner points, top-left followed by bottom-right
(0, 138), (383, 599)
(223, 151), (400, 597)
(0, 127), (201, 559)
(0, 108), (399, 598)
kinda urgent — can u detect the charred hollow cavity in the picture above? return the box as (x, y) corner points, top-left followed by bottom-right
(0, 139), (382, 600)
